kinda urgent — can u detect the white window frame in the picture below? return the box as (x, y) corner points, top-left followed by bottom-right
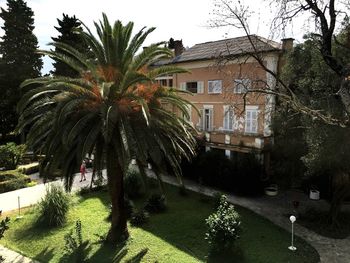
(245, 106), (258, 134)
(223, 105), (234, 131)
(208, 80), (222, 94)
(234, 78), (251, 94)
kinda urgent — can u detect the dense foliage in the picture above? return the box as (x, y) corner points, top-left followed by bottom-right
(182, 149), (263, 196)
(278, 32), (350, 223)
(38, 184), (70, 227)
(0, 0), (42, 137)
(0, 142), (26, 170)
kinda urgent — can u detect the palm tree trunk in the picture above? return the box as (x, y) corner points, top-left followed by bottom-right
(106, 146), (129, 243)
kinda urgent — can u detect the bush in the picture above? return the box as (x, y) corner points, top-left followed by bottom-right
(0, 142), (26, 170)
(130, 209), (149, 226)
(205, 195), (242, 255)
(0, 170), (31, 193)
(38, 184), (70, 227)
(144, 194), (167, 213)
(124, 169), (146, 199)
(64, 220), (89, 262)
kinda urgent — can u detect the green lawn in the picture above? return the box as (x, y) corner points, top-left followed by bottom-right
(0, 183), (319, 262)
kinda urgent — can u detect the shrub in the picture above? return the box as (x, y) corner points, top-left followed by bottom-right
(0, 217), (10, 262)
(124, 169), (145, 199)
(205, 195), (242, 255)
(144, 194), (167, 213)
(0, 142), (26, 170)
(130, 209), (149, 226)
(38, 184), (70, 227)
(0, 170), (31, 193)
(64, 220), (89, 262)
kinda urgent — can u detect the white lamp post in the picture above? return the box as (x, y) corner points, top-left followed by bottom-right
(16, 196), (23, 220)
(288, 215), (297, 251)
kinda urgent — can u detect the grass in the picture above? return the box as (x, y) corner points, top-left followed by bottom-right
(0, 182), (320, 262)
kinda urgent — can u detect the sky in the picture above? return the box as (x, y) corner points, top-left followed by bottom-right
(0, 0), (307, 74)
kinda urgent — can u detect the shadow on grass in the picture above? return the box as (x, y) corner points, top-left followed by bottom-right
(207, 247), (245, 263)
(88, 242), (148, 263)
(34, 247), (55, 262)
(58, 241), (92, 263)
(298, 209), (350, 239)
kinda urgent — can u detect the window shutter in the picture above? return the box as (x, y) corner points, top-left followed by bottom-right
(199, 108), (205, 131)
(197, 81), (204, 94)
(209, 108), (213, 131)
(223, 105), (229, 130)
(180, 82), (186, 91)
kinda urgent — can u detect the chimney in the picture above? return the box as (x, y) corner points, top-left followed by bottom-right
(281, 38), (294, 51)
(168, 38), (185, 57)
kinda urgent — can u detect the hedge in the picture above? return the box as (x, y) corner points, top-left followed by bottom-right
(0, 170), (31, 193)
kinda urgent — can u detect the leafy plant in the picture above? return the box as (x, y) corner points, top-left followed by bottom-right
(144, 194), (167, 213)
(0, 217), (10, 239)
(0, 143), (26, 170)
(64, 220), (89, 262)
(0, 217), (10, 262)
(130, 209), (149, 226)
(37, 184), (70, 227)
(205, 195), (242, 255)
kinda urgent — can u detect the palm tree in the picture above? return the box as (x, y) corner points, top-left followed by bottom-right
(16, 14), (197, 243)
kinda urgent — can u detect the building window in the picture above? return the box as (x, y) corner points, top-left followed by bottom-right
(180, 81), (204, 93)
(245, 108), (258, 134)
(208, 80), (222, 94)
(223, 105), (234, 131)
(199, 107), (213, 131)
(234, 79), (251, 94)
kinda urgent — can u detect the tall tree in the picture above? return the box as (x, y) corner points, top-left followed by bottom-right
(51, 14), (88, 77)
(17, 14), (197, 244)
(0, 0), (42, 138)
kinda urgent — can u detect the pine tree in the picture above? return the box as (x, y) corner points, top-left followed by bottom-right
(0, 0), (43, 137)
(51, 14), (88, 77)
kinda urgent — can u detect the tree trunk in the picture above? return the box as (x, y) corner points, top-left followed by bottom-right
(106, 147), (129, 244)
(329, 171), (350, 226)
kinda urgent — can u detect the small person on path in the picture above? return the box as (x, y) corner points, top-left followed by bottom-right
(80, 160), (86, 182)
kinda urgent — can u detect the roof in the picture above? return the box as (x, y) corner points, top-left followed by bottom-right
(172, 35), (281, 64)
